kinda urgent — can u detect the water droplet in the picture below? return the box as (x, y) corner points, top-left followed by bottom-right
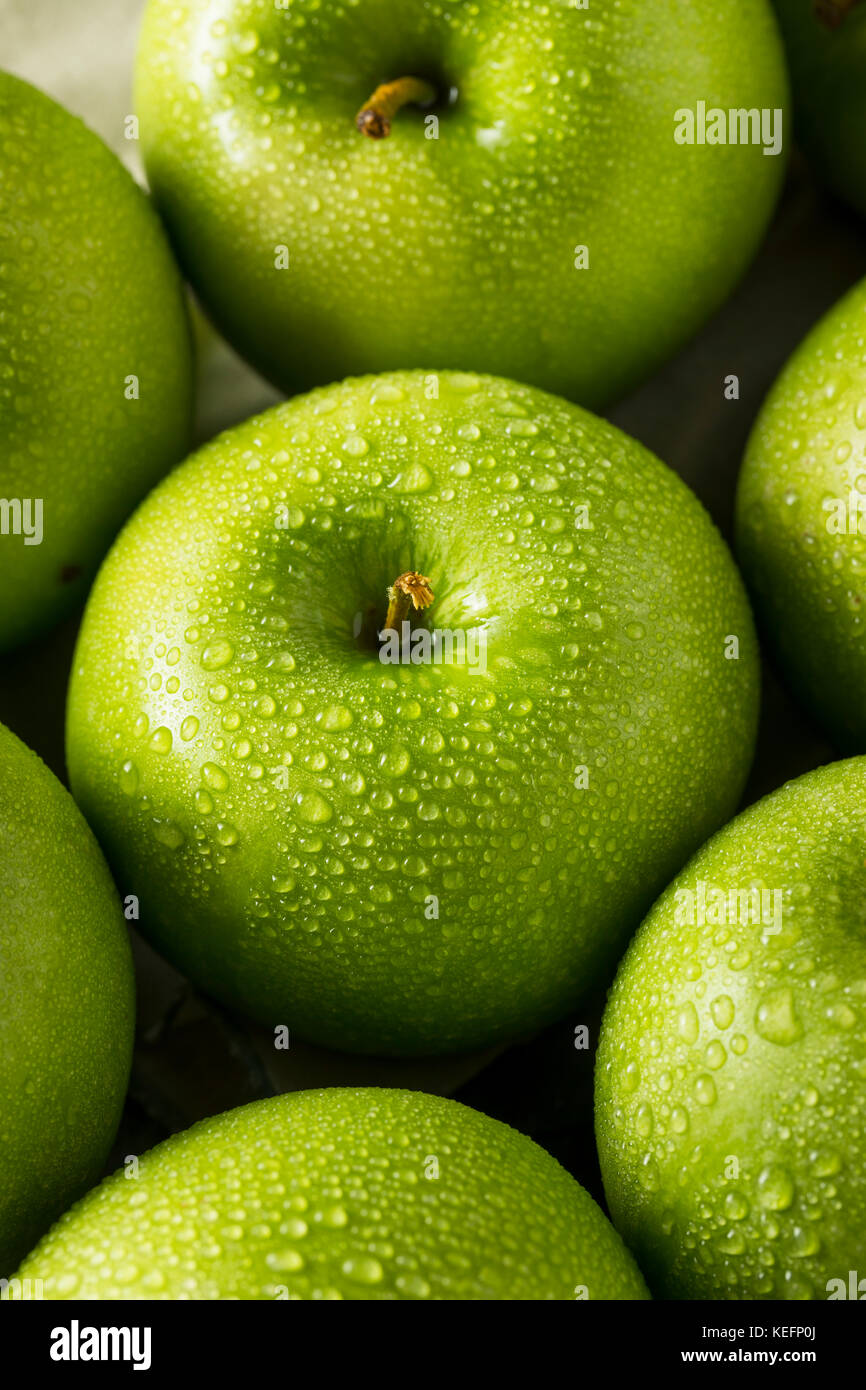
(202, 762), (230, 792)
(694, 1074), (717, 1105)
(810, 1149), (841, 1178)
(635, 1103), (653, 1138)
(379, 745), (410, 777)
(342, 434), (369, 457)
(201, 639), (234, 671)
(677, 1001), (699, 1045)
(710, 994), (735, 1029)
(149, 726), (173, 754)
(755, 988), (803, 1046)
(320, 704), (352, 731)
(341, 1256), (383, 1285)
(724, 1191), (749, 1221)
(388, 462), (433, 493)
(758, 1164), (795, 1211)
(153, 820), (184, 849)
(295, 790), (333, 823)
(266, 1249), (304, 1272)
(119, 760), (139, 795)
(671, 1106), (689, 1134)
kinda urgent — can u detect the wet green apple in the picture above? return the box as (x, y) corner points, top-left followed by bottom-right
(772, 0), (866, 218)
(67, 370), (759, 1056)
(134, 0), (787, 406)
(0, 72), (193, 653)
(11, 1087), (649, 1300)
(736, 276), (866, 750)
(596, 757), (866, 1300)
(0, 721), (134, 1276)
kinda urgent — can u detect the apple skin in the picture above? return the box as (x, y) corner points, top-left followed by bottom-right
(735, 277), (866, 751)
(134, 0), (787, 407)
(10, 1087), (649, 1300)
(596, 757), (866, 1301)
(0, 721), (135, 1277)
(771, 0), (866, 219)
(66, 370), (759, 1057)
(0, 72), (194, 654)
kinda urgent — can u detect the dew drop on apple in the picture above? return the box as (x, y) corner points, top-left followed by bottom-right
(638, 1155), (660, 1192)
(149, 726), (173, 755)
(294, 789), (333, 824)
(201, 638), (234, 670)
(370, 382), (404, 404)
(810, 1148), (842, 1178)
(757, 1164), (795, 1211)
(670, 1105), (689, 1135)
(388, 462), (433, 493)
(341, 1256), (384, 1286)
(119, 760), (139, 795)
(622, 1061), (640, 1092)
(379, 746), (410, 777)
(723, 1191), (750, 1222)
(694, 1074), (717, 1106)
(755, 987), (803, 1045)
(153, 820), (185, 849)
(201, 761), (230, 792)
(710, 994), (735, 1029)
(341, 434), (369, 457)
(676, 1000), (699, 1045)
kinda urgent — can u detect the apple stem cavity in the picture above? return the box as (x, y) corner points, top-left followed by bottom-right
(383, 571), (434, 632)
(356, 78), (438, 139)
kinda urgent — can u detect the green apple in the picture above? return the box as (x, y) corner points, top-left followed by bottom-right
(0, 720), (134, 1276)
(10, 1087), (649, 1300)
(0, 72), (193, 654)
(736, 277), (866, 750)
(596, 757), (866, 1300)
(134, 0), (788, 407)
(771, 0), (866, 218)
(66, 370), (759, 1056)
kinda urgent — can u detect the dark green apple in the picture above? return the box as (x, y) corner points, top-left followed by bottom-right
(736, 276), (866, 750)
(0, 720), (134, 1276)
(10, 1087), (649, 1300)
(66, 370), (759, 1056)
(0, 72), (193, 653)
(134, 0), (788, 406)
(772, 0), (866, 218)
(596, 757), (866, 1301)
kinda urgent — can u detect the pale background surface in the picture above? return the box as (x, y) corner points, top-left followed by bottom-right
(1, 0), (864, 1189)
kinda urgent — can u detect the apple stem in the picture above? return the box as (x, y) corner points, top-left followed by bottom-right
(815, 0), (862, 29)
(356, 77), (437, 139)
(383, 572), (435, 633)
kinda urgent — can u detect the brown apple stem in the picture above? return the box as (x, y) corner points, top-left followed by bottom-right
(356, 77), (437, 139)
(383, 572), (434, 632)
(815, 0), (862, 29)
